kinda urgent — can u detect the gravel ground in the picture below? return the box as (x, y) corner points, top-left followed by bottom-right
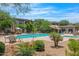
(4, 40), (68, 56)
(35, 41), (67, 56)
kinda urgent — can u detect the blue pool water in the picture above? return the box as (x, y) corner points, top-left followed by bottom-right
(61, 33), (79, 38)
(16, 33), (48, 39)
(63, 36), (79, 38)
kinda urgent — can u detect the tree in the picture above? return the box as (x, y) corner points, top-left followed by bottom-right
(34, 19), (52, 33)
(74, 23), (79, 27)
(16, 20), (37, 33)
(16, 24), (26, 29)
(50, 32), (63, 47)
(0, 11), (13, 32)
(25, 21), (33, 33)
(59, 20), (70, 26)
(16, 23), (27, 32)
(32, 22), (37, 33)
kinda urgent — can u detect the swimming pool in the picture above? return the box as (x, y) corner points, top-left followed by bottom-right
(61, 33), (79, 38)
(63, 36), (79, 38)
(16, 33), (49, 39)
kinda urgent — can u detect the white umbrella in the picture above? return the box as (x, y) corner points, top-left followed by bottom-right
(16, 27), (22, 30)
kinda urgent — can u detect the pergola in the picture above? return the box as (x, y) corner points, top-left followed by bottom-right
(50, 25), (60, 32)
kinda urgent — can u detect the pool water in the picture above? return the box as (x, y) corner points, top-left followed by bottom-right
(63, 36), (79, 38)
(16, 33), (48, 39)
(61, 33), (79, 38)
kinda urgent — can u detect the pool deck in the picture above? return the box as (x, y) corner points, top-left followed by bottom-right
(0, 34), (79, 44)
(0, 35), (52, 43)
(17, 36), (52, 42)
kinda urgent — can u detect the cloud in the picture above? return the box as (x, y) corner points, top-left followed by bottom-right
(26, 7), (56, 15)
(13, 3), (79, 23)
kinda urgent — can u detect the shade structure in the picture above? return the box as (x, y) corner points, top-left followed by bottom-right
(16, 27), (22, 30)
(50, 25), (60, 30)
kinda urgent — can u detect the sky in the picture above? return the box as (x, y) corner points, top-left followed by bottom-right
(2, 3), (79, 23)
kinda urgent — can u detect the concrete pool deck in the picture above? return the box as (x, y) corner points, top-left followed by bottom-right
(16, 36), (52, 42)
(0, 34), (79, 44)
(0, 35), (52, 43)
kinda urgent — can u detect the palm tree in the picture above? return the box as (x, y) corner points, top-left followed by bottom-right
(31, 22), (37, 41)
(50, 32), (63, 47)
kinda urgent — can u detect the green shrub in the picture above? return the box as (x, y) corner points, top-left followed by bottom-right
(33, 40), (45, 51)
(16, 42), (35, 56)
(66, 39), (79, 56)
(0, 42), (5, 55)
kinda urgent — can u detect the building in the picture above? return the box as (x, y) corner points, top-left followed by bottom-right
(15, 18), (29, 24)
(11, 18), (30, 34)
(50, 25), (79, 34)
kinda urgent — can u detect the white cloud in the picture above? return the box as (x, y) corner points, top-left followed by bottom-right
(27, 7), (55, 15)
(17, 8), (79, 23)
(15, 4), (79, 23)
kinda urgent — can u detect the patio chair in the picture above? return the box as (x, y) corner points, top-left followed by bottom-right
(9, 35), (16, 43)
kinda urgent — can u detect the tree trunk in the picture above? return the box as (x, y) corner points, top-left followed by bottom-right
(54, 41), (58, 48)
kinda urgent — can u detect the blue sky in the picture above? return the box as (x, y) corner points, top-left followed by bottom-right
(2, 3), (79, 23)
